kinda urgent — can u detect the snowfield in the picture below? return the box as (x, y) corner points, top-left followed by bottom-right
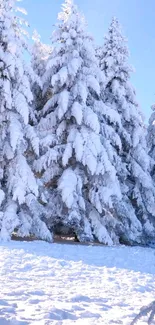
(0, 241), (155, 325)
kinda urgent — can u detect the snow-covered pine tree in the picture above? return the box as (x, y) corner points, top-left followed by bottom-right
(31, 30), (52, 124)
(147, 105), (155, 181)
(35, 0), (122, 244)
(98, 17), (155, 244)
(0, 0), (52, 241)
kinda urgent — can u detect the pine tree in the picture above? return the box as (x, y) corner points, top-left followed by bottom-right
(147, 105), (155, 180)
(98, 17), (155, 244)
(35, 0), (122, 244)
(0, 0), (52, 241)
(31, 30), (52, 124)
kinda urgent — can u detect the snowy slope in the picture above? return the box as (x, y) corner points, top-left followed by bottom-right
(0, 241), (155, 324)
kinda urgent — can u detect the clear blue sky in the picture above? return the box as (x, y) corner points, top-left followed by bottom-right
(23, 0), (155, 122)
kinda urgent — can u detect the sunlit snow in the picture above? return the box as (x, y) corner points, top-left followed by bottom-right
(0, 241), (154, 324)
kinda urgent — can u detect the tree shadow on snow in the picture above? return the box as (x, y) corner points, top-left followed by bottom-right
(0, 240), (155, 274)
(0, 317), (29, 325)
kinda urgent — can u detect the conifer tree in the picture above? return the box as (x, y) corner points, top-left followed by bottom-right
(31, 30), (52, 124)
(35, 0), (122, 244)
(147, 105), (155, 181)
(98, 17), (155, 244)
(0, 0), (52, 241)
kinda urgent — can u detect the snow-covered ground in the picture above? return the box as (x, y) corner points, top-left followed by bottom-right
(0, 241), (155, 325)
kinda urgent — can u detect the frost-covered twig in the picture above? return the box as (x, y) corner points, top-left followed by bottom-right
(131, 301), (155, 324)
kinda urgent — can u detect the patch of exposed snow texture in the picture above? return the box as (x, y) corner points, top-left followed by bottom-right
(0, 241), (154, 324)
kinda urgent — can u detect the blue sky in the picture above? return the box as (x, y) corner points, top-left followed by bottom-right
(23, 0), (155, 121)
